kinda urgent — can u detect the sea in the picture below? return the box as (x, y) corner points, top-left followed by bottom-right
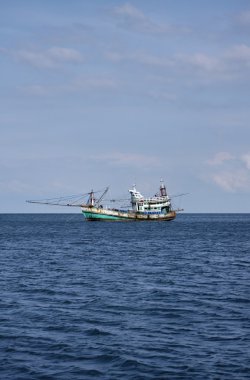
(0, 213), (249, 379)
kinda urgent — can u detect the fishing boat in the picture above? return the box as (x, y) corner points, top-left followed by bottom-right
(82, 182), (177, 221)
(27, 181), (184, 221)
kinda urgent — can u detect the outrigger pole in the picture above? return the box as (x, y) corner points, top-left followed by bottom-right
(26, 188), (110, 208)
(94, 187), (109, 207)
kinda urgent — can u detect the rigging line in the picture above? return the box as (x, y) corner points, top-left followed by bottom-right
(56, 193), (89, 201)
(67, 194), (89, 205)
(170, 193), (189, 199)
(27, 188), (108, 204)
(26, 201), (83, 207)
(26, 193), (90, 204)
(26, 196), (86, 204)
(70, 198), (86, 205)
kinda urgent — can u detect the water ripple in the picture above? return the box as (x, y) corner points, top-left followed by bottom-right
(0, 213), (250, 379)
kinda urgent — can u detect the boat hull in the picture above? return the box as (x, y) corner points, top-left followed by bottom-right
(81, 207), (176, 222)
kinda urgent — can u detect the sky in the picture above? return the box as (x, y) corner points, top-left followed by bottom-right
(1, 0), (250, 213)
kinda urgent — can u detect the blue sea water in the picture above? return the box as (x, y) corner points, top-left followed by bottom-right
(0, 213), (249, 379)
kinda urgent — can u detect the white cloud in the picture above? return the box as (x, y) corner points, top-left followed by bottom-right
(106, 49), (221, 74)
(91, 152), (161, 169)
(207, 152), (235, 166)
(136, 52), (174, 67)
(113, 2), (163, 34)
(236, 10), (250, 26)
(241, 153), (250, 170)
(207, 152), (250, 192)
(147, 90), (176, 102)
(114, 3), (145, 21)
(224, 44), (250, 63)
(15, 47), (84, 68)
(22, 85), (50, 96)
(106, 43), (250, 84)
(178, 53), (220, 72)
(176, 45), (250, 82)
(106, 51), (173, 67)
(21, 76), (117, 96)
(48, 47), (83, 61)
(112, 3), (188, 35)
(212, 170), (250, 192)
(73, 77), (117, 89)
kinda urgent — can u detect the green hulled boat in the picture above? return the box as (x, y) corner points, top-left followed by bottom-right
(81, 182), (177, 222)
(27, 181), (183, 221)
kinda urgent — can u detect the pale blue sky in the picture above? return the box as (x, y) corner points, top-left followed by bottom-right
(1, 0), (250, 212)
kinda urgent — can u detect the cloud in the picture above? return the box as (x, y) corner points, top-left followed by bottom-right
(207, 152), (235, 166)
(106, 51), (173, 67)
(207, 152), (250, 192)
(224, 44), (250, 66)
(71, 77), (117, 89)
(112, 3), (188, 35)
(106, 42), (250, 85)
(21, 76), (117, 96)
(177, 45), (250, 82)
(147, 90), (177, 102)
(90, 152), (161, 169)
(177, 53), (220, 72)
(241, 153), (250, 170)
(15, 47), (84, 68)
(106, 50), (220, 73)
(22, 85), (51, 96)
(226, 44), (250, 60)
(211, 170), (250, 192)
(114, 3), (145, 21)
(235, 10), (250, 27)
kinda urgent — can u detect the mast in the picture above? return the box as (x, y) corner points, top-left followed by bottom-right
(87, 187), (109, 208)
(95, 187), (109, 208)
(87, 190), (95, 207)
(160, 179), (167, 197)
